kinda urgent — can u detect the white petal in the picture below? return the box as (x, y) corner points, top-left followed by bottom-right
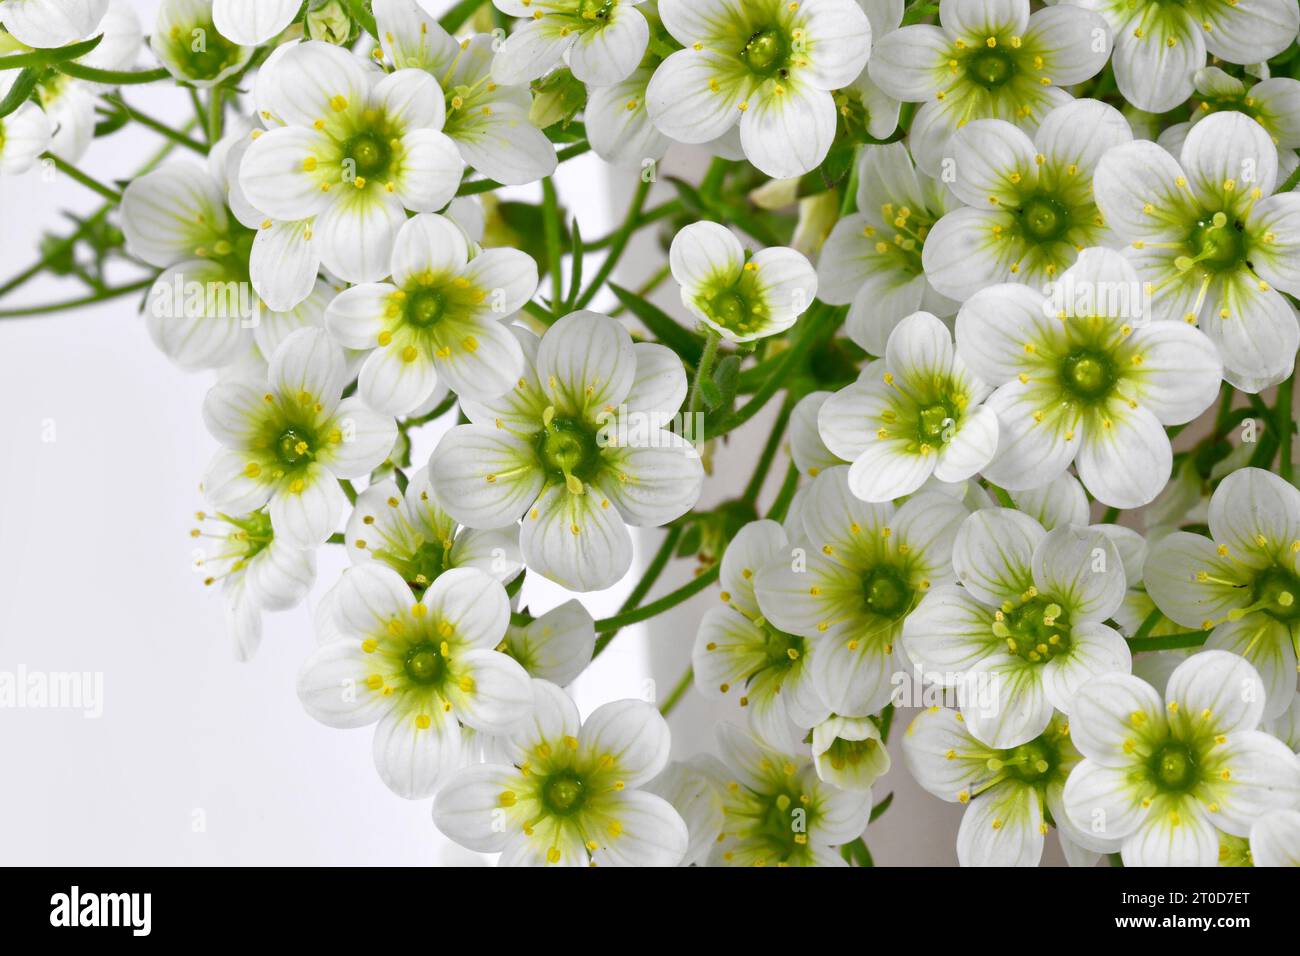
(371, 706), (464, 798)
(520, 484), (633, 592)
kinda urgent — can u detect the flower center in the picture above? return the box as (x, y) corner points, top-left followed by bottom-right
(577, 0), (614, 21)
(276, 427), (316, 467)
(1251, 566), (1300, 622)
(1019, 195), (1070, 243)
(862, 565), (913, 619)
(1149, 742), (1196, 793)
(741, 28), (789, 77)
(343, 130), (392, 179)
(403, 641), (446, 686)
(917, 402), (955, 447)
(1003, 739), (1056, 783)
(406, 288), (446, 328)
(535, 415), (602, 486)
(994, 595), (1071, 663)
(1060, 348), (1116, 402)
(1186, 214), (1246, 272)
(173, 21), (243, 80)
(763, 626), (807, 672)
(966, 49), (1014, 90)
(825, 736), (879, 771)
(542, 771), (588, 816)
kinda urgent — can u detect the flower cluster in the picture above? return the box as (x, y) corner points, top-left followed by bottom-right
(5, 0), (1300, 868)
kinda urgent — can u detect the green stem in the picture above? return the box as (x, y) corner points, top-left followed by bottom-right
(610, 263), (671, 318)
(766, 464), (800, 524)
(574, 176), (653, 310)
(206, 86), (224, 144)
(1130, 607), (1164, 644)
(592, 564), (720, 634)
(456, 142), (590, 196)
(47, 154), (121, 202)
(1277, 364), (1295, 483)
(105, 96), (207, 154)
(659, 667), (693, 716)
(339, 479), (358, 506)
(1279, 157), (1300, 193)
(54, 62), (171, 84)
(742, 395), (793, 505)
(592, 526), (683, 656)
(1126, 630), (1210, 652)
(687, 330), (722, 430)
(582, 200), (680, 251)
(1100, 505), (1120, 523)
(541, 177), (564, 314)
(0, 277), (152, 319)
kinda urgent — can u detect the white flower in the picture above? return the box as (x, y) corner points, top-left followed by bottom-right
(1093, 111), (1300, 392)
(819, 311), (998, 503)
(1061, 0), (1300, 113)
(500, 600), (595, 686)
(191, 508), (316, 661)
(434, 679), (688, 866)
(1062, 650), (1300, 866)
(693, 520), (830, 750)
(201, 328), (397, 547)
(151, 0), (254, 88)
(868, 0), (1111, 175)
(669, 221), (817, 343)
(709, 723), (872, 866)
(816, 143), (959, 355)
(325, 213), (535, 412)
(211, 0), (299, 46)
(905, 508), (1132, 748)
(644, 756), (726, 867)
(586, 64), (670, 167)
(832, 0), (905, 141)
(922, 98), (1132, 300)
(375, 0), (557, 186)
(647, 0), (872, 179)
(299, 563), (533, 799)
(1157, 67), (1300, 179)
(811, 715), (890, 793)
(956, 247), (1222, 508)
(0, 0), (141, 163)
(903, 708), (1100, 866)
(344, 465), (523, 592)
(1144, 468), (1300, 720)
(122, 148), (333, 368)
(239, 41), (464, 285)
(0, 73), (52, 175)
(0, 0), (106, 48)
(789, 391), (844, 478)
(1251, 809), (1300, 866)
(489, 0), (650, 87)
(429, 311), (703, 592)
(756, 466), (970, 717)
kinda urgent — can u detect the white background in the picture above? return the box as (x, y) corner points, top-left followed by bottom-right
(0, 0), (1044, 866)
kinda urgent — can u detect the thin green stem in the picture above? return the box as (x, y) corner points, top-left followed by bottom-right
(574, 176), (653, 310)
(1126, 630), (1210, 652)
(1280, 157), (1300, 193)
(610, 263), (671, 318)
(687, 330), (722, 431)
(206, 86), (224, 144)
(456, 142), (590, 196)
(742, 395), (793, 505)
(1277, 363), (1295, 482)
(0, 278), (152, 319)
(541, 177), (564, 314)
(54, 62), (171, 84)
(1130, 607), (1164, 644)
(339, 479), (358, 506)
(592, 526), (683, 656)
(592, 564), (720, 633)
(105, 96), (207, 154)
(46, 155), (121, 203)
(659, 667), (694, 716)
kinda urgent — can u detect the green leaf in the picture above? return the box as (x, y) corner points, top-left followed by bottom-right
(699, 376), (723, 410)
(608, 282), (705, 363)
(0, 67), (39, 120)
(869, 791), (894, 823)
(675, 522), (702, 558)
(712, 353), (741, 411)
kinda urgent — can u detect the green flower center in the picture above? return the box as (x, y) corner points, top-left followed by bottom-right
(1251, 566), (1300, 622)
(542, 771), (588, 816)
(1187, 214), (1246, 272)
(763, 627), (807, 672)
(741, 28), (790, 78)
(1003, 739), (1056, 783)
(1019, 195), (1070, 243)
(276, 427), (316, 467)
(535, 415), (602, 485)
(403, 641), (446, 686)
(757, 788), (807, 853)
(173, 21), (243, 81)
(863, 565), (913, 619)
(967, 49), (1014, 90)
(995, 595), (1071, 663)
(917, 402), (955, 447)
(578, 0), (614, 21)
(709, 289), (758, 333)
(343, 131), (392, 179)
(406, 288), (446, 328)
(1060, 348), (1116, 402)
(825, 736), (879, 772)
(1149, 742), (1196, 793)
